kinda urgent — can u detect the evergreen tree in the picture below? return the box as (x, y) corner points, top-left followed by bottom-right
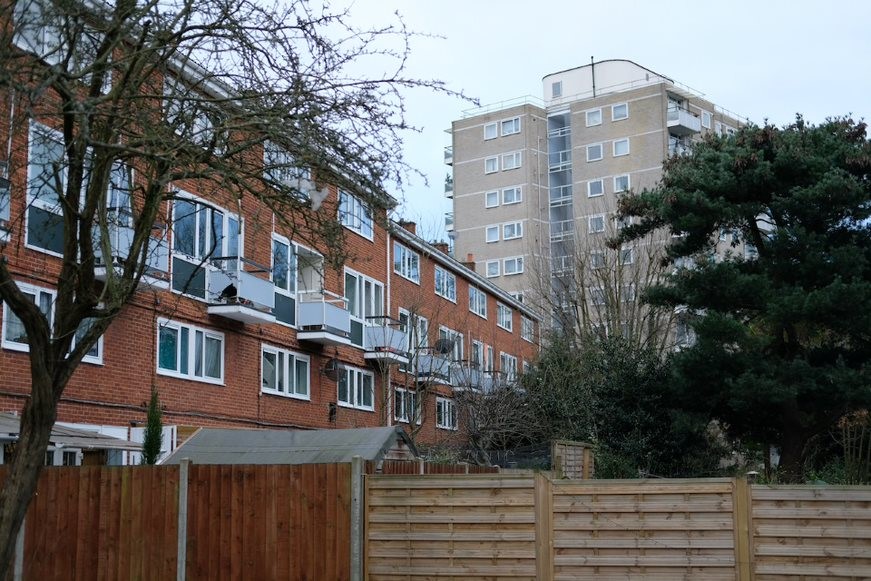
(141, 388), (163, 466)
(621, 117), (871, 480)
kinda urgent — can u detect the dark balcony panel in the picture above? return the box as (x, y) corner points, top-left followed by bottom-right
(274, 293), (295, 326)
(172, 257), (206, 299)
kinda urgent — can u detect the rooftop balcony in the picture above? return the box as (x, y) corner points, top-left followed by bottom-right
(297, 290), (351, 346)
(415, 353), (452, 385)
(93, 215), (170, 286)
(444, 146), (453, 166)
(363, 316), (409, 366)
(667, 105), (701, 136)
(207, 257), (276, 324)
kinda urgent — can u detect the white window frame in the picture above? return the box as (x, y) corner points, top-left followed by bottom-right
(434, 266), (457, 302)
(338, 365), (375, 411)
(164, 77), (224, 151)
(438, 325), (464, 362)
(344, 267), (385, 348)
(485, 225), (499, 243)
(497, 302), (513, 331)
(701, 110), (712, 129)
(501, 152), (521, 171)
(501, 186), (522, 205)
(338, 190), (373, 240)
(394, 387), (420, 424)
(500, 117), (521, 136)
(551, 81), (562, 98)
(393, 242), (421, 284)
(26, 122), (68, 256)
(486, 260), (500, 278)
(156, 318), (224, 385)
(612, 103), (629, 121)
(521, 316), (535, 343)
(502, 221), (523, 240)
(613, 138), (630, 157)
(398, 308), (429, 374)
(485, 190), (499, 208)
(471, 340), (485, 369)
(500, 352), (518, 382)
(261, 344), (310, 399)
(503, 256), (524, 276)
(614, 174), (630, 193)
(589, 215), (605, 233)
(586, 143), (603, 162)
(587, 179), (604, 198)
(586, 109), (602, 127)
(484, 123), (498, 140)
(2, 283), (103, 364)
(436, 397), (458, 430)
(271, 234), (298, 327)
(469, 286), (487, 319)
(484, 156), (498, 174)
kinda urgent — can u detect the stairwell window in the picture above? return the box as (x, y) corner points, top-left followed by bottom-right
(261, 345), (310, 399)
(338, 366), (374, 411)
(338, 190), (373, 240)
(393, 242), (420, 283)
(157, 319), (223, 384)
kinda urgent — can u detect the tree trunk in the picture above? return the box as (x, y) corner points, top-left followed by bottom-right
(0, 389), (59, 576)
(777, 428), (807, 483)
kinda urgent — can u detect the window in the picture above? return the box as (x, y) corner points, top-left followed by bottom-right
(503, 221), (523, 240)
(344, 269), (384, 348)
(264, 141), (310, 196)
(164, 78), (225, 151)
(501, 117), (521, 136)
(552, 81), (562, 98)
(613, 138), (630, 157)
(26, 123), (66, 254)
(590, 250), (605, 269)
(612, 103), (629, 121)
(620, 247), (634, 265)
(486, 260), (500, 278)
(589, 215), (605, 233)
(2, 283), (103, 363)
(436, 397), (458, 430)
(587, 179), (604, 198)
(393, 242), (420, 283)
(503, 257), (523, 275)
(394, 388), (419, 423)
(157, 319), (223, 384)
(590, 288), (606, 306)
(497, 302), (513, 331)
(338, 366), (374, 411)
(521, 316), (535, 342)
(338, 190), (373, 239)
(715, 121), (723, 136)
(486, 345), (495, 373)
(429, 267), (454, 303)
(471, 340), (484, 369)
(14, 0), (63, 63)
(261, 345), (310, 399)
(509, 291), (524, 303)
(272, 236), (298, 326)
(469, 287), (487, 318)
(586, 143), (603, 162)
(485, 191), (499, 208)
(485, 225), (499, 243)
(439, 326), (464, 362)
(701, 110), (712, 129)
(586, 109), (602, 127)
(500, 352), (518, 382)
(484, 157), (498, 174)
(501, 152), (521, 171)
(484, 123), (497, 140)
(502, 187), (522, 205)
(398, 309), (428, 373)
(171, 195), (240, 300)
(622, 284), (636, 302)
(614, 174), (630, 193)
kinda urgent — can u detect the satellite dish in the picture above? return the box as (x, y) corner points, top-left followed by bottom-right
(433, 338), (455, 355)
(323, 358), (345, 382)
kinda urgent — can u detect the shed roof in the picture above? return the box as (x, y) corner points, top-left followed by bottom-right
(162, 426), (416, 465)
(0, 413), (142, 451)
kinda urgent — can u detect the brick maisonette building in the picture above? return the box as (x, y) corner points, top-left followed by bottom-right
(0, 37), (540, 465)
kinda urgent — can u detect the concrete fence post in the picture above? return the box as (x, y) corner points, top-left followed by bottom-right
(351, 455), (364, 581)
(177, 459), (191, 581)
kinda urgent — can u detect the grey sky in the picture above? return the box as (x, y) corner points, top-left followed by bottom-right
(347, 0), (871, 241)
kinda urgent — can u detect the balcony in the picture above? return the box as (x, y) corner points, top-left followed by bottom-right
(363, 316), (409, 366)
(297, 290), (351, 346)
(207, 257), (275, 324)
(444, 146), (453, 166)
(415, 353), (452, 385)
(550, 219), (575, 242)
(94, 217), (170, 285)
(548, 150), (572, 172)
(450, 363), (496, 393)
(444, 175), (453, 198)
(549, 184), (573, 207)
(444, 212), (454, 232)
(667, 106), (701, 136)
(668, 135), (693, 157)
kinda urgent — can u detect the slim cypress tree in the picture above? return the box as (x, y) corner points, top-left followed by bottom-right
(141, 388), (163, 465)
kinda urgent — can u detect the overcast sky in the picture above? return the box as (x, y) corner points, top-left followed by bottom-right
(346, 0), (871, 242)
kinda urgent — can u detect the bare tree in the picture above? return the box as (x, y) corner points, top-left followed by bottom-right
(0, 0), (465, 570)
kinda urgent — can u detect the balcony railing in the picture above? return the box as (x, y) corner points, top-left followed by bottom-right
(668, 136), (693, 157)
(548, 150), (572, 171)
(363, 316), (409, 366)
(444, 212), (454, 232)
(94, 216), (170, 284)
(667, 105), (701, 136)
(444, 175), (454, 198)
(549, 184), (573, 206)
(550, 219), (575, 242)
(444, 146), (453, 165)
(416, 353), (452, 384)
(297, 290), (351, 346)
(207, 257), (275, 324)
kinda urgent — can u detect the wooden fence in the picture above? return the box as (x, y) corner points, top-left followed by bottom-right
(3, 462), (352, 580)
(366, 474), (871, 580)
(366, 459), (500, 475)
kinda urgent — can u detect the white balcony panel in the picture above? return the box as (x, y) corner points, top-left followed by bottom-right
(667, 108), (701, 136)
(416, 353), (452, 385)
(94, 222), (170, 286)
(207, 267), (276, 324)
(297, 292), (351, 346)
(364, 325), (409, 366)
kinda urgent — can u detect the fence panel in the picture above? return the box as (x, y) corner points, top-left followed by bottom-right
(184, 463), (352, 581)
(366, 474), (537, 580)
(752, 485), (871, 579)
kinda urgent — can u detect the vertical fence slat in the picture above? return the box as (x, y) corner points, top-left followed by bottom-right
(535, 472), (554, 580)
(733, 477), (753, 580)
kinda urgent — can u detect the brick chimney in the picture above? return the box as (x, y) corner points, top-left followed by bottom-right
(462, 253), (475, 270)
(432, 242), (450, 254)
(398, 220), (416, 235)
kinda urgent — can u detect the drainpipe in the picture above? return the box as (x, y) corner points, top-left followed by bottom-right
(590, 56), (596, 98)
